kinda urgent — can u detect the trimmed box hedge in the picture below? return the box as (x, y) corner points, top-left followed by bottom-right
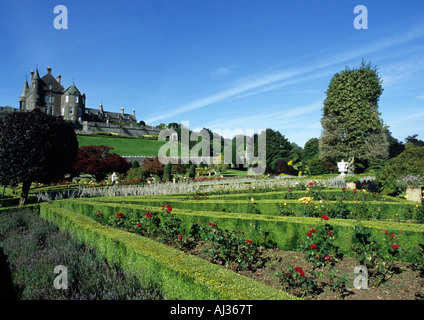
(73, 195), (418, 222)
(39, 202), (298, 300)
(52, 198), (424, 262)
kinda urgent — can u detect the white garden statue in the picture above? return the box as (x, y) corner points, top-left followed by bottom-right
(337, 159), (348, 177)
(111, 172), (118, 183)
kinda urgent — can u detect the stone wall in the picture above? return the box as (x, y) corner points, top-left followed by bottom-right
(75, 121), (161, 137)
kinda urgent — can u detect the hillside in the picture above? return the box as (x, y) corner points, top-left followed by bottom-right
(76, 135), (167, 157)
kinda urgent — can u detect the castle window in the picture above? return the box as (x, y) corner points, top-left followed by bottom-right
(45, 96), (54, 103)
(61, 107), (65, 116)
(65, 95), (69, 103)
(69, 107), (73, 115)
(75, 96), (79, 103)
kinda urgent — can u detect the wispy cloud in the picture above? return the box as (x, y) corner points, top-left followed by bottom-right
(145, 23), (424, 124)
(379, 55), (424, 87)
(203, 100), (322, 133)
(387, 111), (424, 129)
(211, 66), (234, 78)
(416, 94), (424, 100)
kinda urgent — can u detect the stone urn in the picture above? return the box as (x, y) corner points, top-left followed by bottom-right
(406, 185), (424, 203)
(337, 159), (348, 177)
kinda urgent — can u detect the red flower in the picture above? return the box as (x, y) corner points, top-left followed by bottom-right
(310, 243), (318, 249)
(294, 267), (305, 277)
(97, 210), (100, 214)
(311, 228), (317, 233)
(385, 231), (388, 235)
(392, 244), (399, 250)
(390, 234), (395, 238)
(324, 255), (331, 260)
(144, 212), (153, 219)
(196, 195), (199, 198)
(177, 234), (182, 240)
(327, 231), (333, 236)
(321, 215), (330, 221)
(208, 222), (215, 227)
(342, 187), (346, 191)
(246, 239), (252, 244)
(289, 190), (292, 193)
(116, 212), (124, 218)
(307, 231), (312, 237)
(137, 223), (142, 227)
(167, 206), (173, 212)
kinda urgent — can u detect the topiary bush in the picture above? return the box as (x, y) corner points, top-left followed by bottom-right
(163, 163), (172, 182)
(189, 165), (196, 178)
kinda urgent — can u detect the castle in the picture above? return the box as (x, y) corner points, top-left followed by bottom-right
(18, 66), (137, 124)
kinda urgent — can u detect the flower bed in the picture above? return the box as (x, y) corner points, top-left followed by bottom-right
(0, 206), (164, 300)
(50, 201), (424, 300)
(39, 202), (296, 300)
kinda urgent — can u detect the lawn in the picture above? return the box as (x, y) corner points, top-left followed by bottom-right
(76, 135), (167, 157)
(221, 168), (249, 177)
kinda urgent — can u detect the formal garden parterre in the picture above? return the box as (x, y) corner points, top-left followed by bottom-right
(33, 180), (424, 300)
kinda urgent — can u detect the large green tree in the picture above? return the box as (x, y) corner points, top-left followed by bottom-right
(303, 138), (320, 161)
(0, 110), (78, 206)
(256, 128), (292, 171)
(319, 61), (389, 168)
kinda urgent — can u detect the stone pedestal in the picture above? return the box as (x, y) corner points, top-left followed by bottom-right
(406, 185), (423, 203)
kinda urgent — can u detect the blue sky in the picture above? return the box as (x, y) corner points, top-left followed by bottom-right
(1, 0), (423, 147)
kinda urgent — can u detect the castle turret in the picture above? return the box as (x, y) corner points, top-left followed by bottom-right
(28, 68), (41, 110)
(121, 107), (124, 116)
(19, 79), (29, 109)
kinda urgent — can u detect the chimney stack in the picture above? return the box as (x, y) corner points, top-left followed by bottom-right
(30, 70), (34, 79)
(121, 107), (124, 115)
(99, 103), (104, 113)
(47, 66), (52, 75)
(57, 74), (61, 84)
(132, 109), (135, 117)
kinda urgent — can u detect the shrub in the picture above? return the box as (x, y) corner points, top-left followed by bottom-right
(298, 215), (344, 270)
(131, 160), (140, 168)
(189, 165), (196, 178)
(72, 145), (131, 181)
(306, 158), (326, 175)
(276, 265), (318, 297)
(376, 143), (424, 195)
(125, 167), (149, 182)
(142, 157), (164, 177)
(163, 163), (172, 182)
(0, 207), (163, 300)
(171, 163), (187, 175)
(271, 158), (297, 175)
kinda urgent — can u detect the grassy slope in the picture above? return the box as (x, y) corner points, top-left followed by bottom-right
(77, 135), (167, 157)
